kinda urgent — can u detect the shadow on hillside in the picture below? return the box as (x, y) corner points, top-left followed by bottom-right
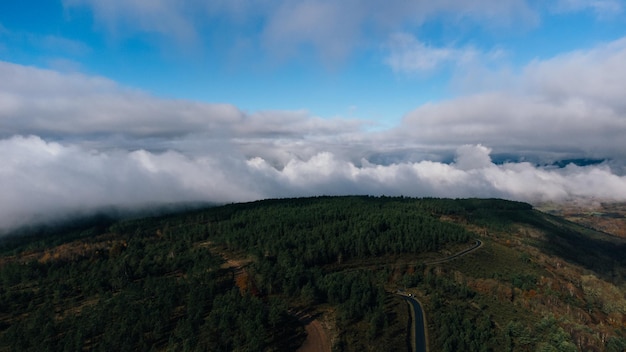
(511, 210), (626, 283)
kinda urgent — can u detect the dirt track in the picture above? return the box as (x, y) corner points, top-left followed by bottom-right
(297, 319), (331, 352)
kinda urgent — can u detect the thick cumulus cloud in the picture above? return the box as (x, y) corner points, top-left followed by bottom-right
(3, 137), (626, 232)
(0, 135), (262, 230)
(0, 61), (364, 145)
(399, 37), (626, 160)
(0, 61), (243, 138)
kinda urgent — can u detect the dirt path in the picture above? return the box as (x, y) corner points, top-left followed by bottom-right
(297, 318), (331, 352)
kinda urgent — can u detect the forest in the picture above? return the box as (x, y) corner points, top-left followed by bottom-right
(1, 196), (625, 351)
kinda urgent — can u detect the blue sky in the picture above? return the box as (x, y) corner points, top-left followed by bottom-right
(1, 1), (622, 121)
(1, 1), (626, 230)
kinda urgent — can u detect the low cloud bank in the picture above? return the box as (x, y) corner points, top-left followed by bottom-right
(2, 136), (625, 232)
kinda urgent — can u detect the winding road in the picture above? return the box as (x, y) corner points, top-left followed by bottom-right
(207, 239), (482, 352)
(400, 239), (483, 352)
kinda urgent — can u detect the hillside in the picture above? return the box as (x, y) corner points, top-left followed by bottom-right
(1, 196), (625, 351)
(538, 202), (626, 238)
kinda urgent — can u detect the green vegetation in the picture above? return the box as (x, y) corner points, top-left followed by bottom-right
(1, 196), (625, 351)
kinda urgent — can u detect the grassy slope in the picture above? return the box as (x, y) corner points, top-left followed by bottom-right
(437, 207), (626, 351)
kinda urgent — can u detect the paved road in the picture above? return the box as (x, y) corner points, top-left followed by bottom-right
(400, 294), (428, 352)
(399, 239), (483, 352)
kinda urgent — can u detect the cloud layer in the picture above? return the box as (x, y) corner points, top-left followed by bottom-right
(3, 136), (626, 232)
(398, 37), (626, 160)
(2, 35), (626, 231)
(63, 0), (538, 62)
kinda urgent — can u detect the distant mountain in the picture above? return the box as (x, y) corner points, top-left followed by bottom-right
(549, 158), (606, 168)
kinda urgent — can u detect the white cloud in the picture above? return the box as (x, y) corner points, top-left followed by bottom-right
(454, 144), (494, 171)
(2, 34), (626, 231)
(553, 0), (623, 17)
(399, 36), (626, 160)
(522, 37), (626, 109)
(385, 32), (485, 73)
(0, 61), (370, 142)
(261, 1), (364, 62)
(4, 136), (626, 231)
(63, 0), (538, 63)
(0, 135), (261, 230)
(3, 33), (625, 163)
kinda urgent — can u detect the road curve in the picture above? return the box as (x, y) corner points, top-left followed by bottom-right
(399, 239), (483, 352)
(297, 319), (331, 352)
